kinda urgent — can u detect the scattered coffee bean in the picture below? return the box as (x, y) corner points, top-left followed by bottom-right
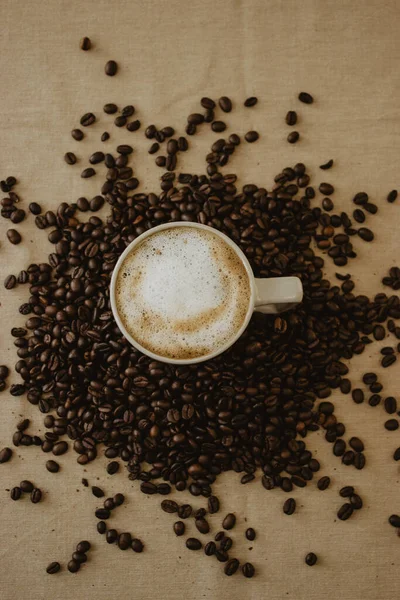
(20, 480), (34, 493)
(118, 532), (132, 550)
(358, 227), (374, 242)
(46, 561), (61, 574)
(211, 121), (226, 133)
(352, 389), (364, 404)
(80, 113), (95, 127)
(6, 229), (21, 245)
(242, 562), (255, 578)
(208, 496), (220, 514)
(81, 168), (95, 178)
(97, 521), (106, 534)
(173, 521), (185, 536)
(219, 97), (232, 113)
(64, 152), (77, 165)
(161, 499), (178, 513)
(245, 131), (259, 143)
(204, 541), (216, 556)
(283, 498), (296, 515)
(224, 558), (240, 576)
(11, 486), (22, 500)
(337, 503), (353, 520)
(67, 559), (80, 573)
(106, 461), (119, 475)
(317, 476), (331, 490)
(222, 513), (236, 530)
(384, 419), (399, 431)
(0, 447), (12, 463)
(186, 538), (202, 551)
(95, 508), (110, 520)
(339, 486), (354, 498)
(350, 494), (363, 510)
(349, 437), (364, 452)
(285, 111), (297, 126)
(178, 504), (192, 519)
(31, 488), (42, 503)
(322, 198), (334, 211)
(79, 37), (91, 51)
(305, 552), (317, 566)
(105, 60), (118, 76)
(387, 190), (398, 203)
(319, 183), (334, 195)
(319, 159), (333, 170)
(389, 514), (400, 528)
(45, 460), (59, 473)
(393, 447), (400, 461)
(245, 527), (256, 541)
(91, 486), (105, 498)
(131, 538), (144, 553)
(298, 92), (314, 104)
(244, 97), (257, 107)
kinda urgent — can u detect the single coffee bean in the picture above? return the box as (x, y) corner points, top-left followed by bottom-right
(388, 514), (400, 528)
(72, 552), (87, 564)
(319, 159), (333, 170)
(161, 499), (178, 513)
(387, 190), (398, 203)
(287, 131), (300, 144)
(352, 389), (364, 404)
(127, 119), (141, 131)
(317, 476), (331, 490)
(71, 129), (84, 141)
(350, 494), (363, 510)
(4, 274), (16, 289)
(114, 116), (127, 127)
(31, 488), (42, 503)
(333, 439), (346, 456)
(107, 461), (119, 475)
(6, 229), (21, 245)
(0, 447), (12, 463)
(245, 131), (259, 143)
(97, 521), (106, 534)
(219, 97), (232, 112)
(52, 441), (68, 456)
(194, 508), (206, 520)
(178, 504), (192, 519)
(79, 37), (91, 51)
(89, 152), (105, 165)
(285, 111), (297, 126)
(46, 561), (61, 574)
(211, 121), (226, 133)
(244, 97), (258, 107)
(186, 538), (202, 551)
(354, 453), (366, 470)
(173, 521), (185, 536)
(81, 168), (96, 178)
(362, 372), (377, 384)
(204, 541), (216, 556)
(364, 203), (377, 214)
(118, 532), (132, 550)
(10, 209), (25, 223)
(75, 540), (91, 553)
(222, 513), (236, 530)
(337, 503), (353, 520)
(20, 480), (34, 493)
(242, 563), (255, 578)
(64, 152), (77, 165)
(339, 486), (354, 498)
(283, 498), (296, 515)
(322, 198), (334, 211)
(11, 486), (22, 500)
(67, 560), (80, 573)
(358, 227), (374, 242)
(103, 498), (115, 511)
(384, 397), (398, 414)
(342, 450), (355, 465)
(105, 529), (117, 544)
(105, 60), (118, 76)
(80, 113), (96, 127)
(245, 527), (256, 541)
(101, 132), (110, 142)
(140, 481), (157, 494)
(95, 508), (110, 520)
(384, 419), (399, 431)
(319, 183), (334, 195)
(224, 558), (240, 576)
(103, 103), (118, 114)
(131, 538), (144, 553)
(369, 394), (381, 407)
(195, 518), (210, 534)
(305, 552), (317, 566)
(148, 142), (160, 154)
(208, 496), (220, 514)
(349, 437), (364, 452)
(45, 460), (59, 473)
(113, 493), (125, 506)
(215, 550), (229, 562)
(393, 447), (400, 461)
(382, 355), (396, 368)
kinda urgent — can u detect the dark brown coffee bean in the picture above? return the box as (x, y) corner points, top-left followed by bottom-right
(204, 541), (216, 556)
(106, 461), (119, 475)
(89, 152), (105, 165)
(222, 513), (236, 530)
(333, 439), (346, 456)
(71, 129), (84, 141)
(195, 518), (210, 534)
(161, 499), (178, 513)
(287, 131), (299, 144)
(384, 397), (397, 414)
(393, 447), (400, 461)
(92, 486), (105, 498)
(155, 156), (166, 167)
(75, 540), (91, 553)
(242, 563), (255, 578)
(101, 132), (110, 142)
(28, 202), (42, 215)
(337, 503), (353, 520)
(105, 60), (118, 76)
(319, 183), (334, 195)
(106, 528), (117, 544)
(10, 384), (25, 396)
(103, 103), (118, 114)
(114, 115), (127, 127)
(349, 437), (364, 452)
(0, 447), (12, 463)
(350, 494), (363, 510)
(317, 476), (330, 490)
(211, 121), (226, 133)
(369, 394), (381, 407)
(219, 97), (232, 112)
(113, 493), (124, 506)
(64, 152), (77, 165)
(81, 168), (96, 178)
(283, 498), (296, 515)
(20, 480), (34, 493)
(46, 460), (59, 473)
(382, 355), (396, 368)
(11, 486), (21, 500)
(127, 119), (141, 132)
(118, 532), (132, 550)
(215, 550), (229, 562)
(10, 209), (25, 223)
(224, 558), (239, 576)
(389, 514), (400, 528)
(319, 159), (333, 170)
(194, 508), (206, 520)
(186, 538), (202, 551)
(354, 453), (366, 470)
(95, 508), (110, 520)
(80, 113), (96, 127)
(131, 538), (144, 553)
(387, 190), (398, 203)
(244, 97), (257, 107)
(79, 37), (91, 51)
(97, 521), (106, 534)
(245, 131), (259, 143)
(285, 111), (297, 125)
(46, 561), (61, 574)
(67, 560), (80, 573)
(298, 92), (314, 104)
(173, 521), (185, 536)
(72, 552), (87, 564)
(148, 142), (160, 154)
(31, 488), (42, 503)
(358, 227), (374, 242)
(305, 552), (317, 566)
(178, 504), (192, 519)
(385, 419), (399, 431)
(353, 209), (365, 223)
(6, 229), (21, 245)
(52, 441), (68, 456)
(352, 389), (364, 404)
(322, 198), (334, 211)
(140, 481), (157, 494)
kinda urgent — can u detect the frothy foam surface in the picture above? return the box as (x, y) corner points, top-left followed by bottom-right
(115, 227), (251, 359)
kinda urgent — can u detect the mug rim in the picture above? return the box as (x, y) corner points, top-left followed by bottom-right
(110, 221), (256, 365)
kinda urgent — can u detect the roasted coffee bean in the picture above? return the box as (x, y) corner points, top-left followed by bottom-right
(317, 476), (330, 490)
(387, 190), (398, 203)
(350, 494), (363, 510)
(11, 486), (22, 500)
(354, 453), (366, 470)
(393, 447), (400, 461)
(337, 503), (353, 520)
(0, 366), (9, 379)
(155, 156), (166, 167)
(113, 493), (125, 506)
(104, 529), (117, 544)
(245, 131), (259, 143)
(215, 550), (229, 562)
(285, 111), (297, 126)
(322, 198), (334, 211)
(95, 508), (110, 520)
(46, 460), (59, 473)
(64, 152), (77, 165)
(104, 498), (115, 510)
(224, 558), (239, 576)
(194, 508), (206, 520)
(178, 136), (188, 151)
(319, 159), (333, 170)
(105, 60), (118, 76)
(103, 103), (118, 114)
(71, 129), (84, 141)
(349, 437), (364, 452)
(20, 480), (34, 493)
(382, 355), (396, 368)
(388, 514), (400, 528)
(342, 450), (355, 465)
(46, 561), (61, 574)
(148, 142), (160, 154)
(131, 538), (144, 553)
(53, 441), (68, 456)
(31, 488), (42, 503)
(358, 227), (374, 242)
(195, 518), (210, 534)
(204, 541), (216, 556)
(140, 482), (157, 494)
(305, 552), (317, 566)
(363, 372), (377, 385)
(287, 131), (299, 144)
(364, 203), (377, 214)
(173, 521), (185, 536)
(319, 183), (334, 195)
(178, 504), (192, 519)
(244, 97), (257, 107)
(72, 552), (87, 564)
(352, 389), (364, 404)
(211, 121), (226, 133)
(161, 499), (178, 513)
(222, 513), (236, 530)
(10, 209), (25, 223)
(67, 559), (80, 573)
(218, 97), (232, 112)
(369, 394), (381, 407)
(92, 486), (105, 498)
(384, 397), (397, 414)
(80, 113), (96, 127)
(81, 168), (96, 178)
(6, 229), (21, 245)
(79, 37), (91, 51)
(245, 528), (256, 541)
(333, 439), (346, 456)
(0, 447), (13, 463)
(101, 132), (110, 142)
(114, 116), (127, 127)
(118, 532), (132, 550)
(97, 521), (107, 534)
(127, 119), (141, 131)
(10, 384), (25, 396)
(89, 152), (105, 165)
(242, 563), (255, 578)
(186, 538), (202, 550)
(298, 92), (314, 104)
(283, 498), (296, 515)
(107, 461), (119, 475)
(384, 419), (399, 431)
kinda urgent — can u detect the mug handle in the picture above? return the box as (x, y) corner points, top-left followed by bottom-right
(254, 277), (303, 314)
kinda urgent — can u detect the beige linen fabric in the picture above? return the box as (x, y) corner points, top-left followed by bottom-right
(0, 1), (399, 599)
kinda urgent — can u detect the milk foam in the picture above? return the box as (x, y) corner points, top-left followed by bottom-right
(115, 227), (251, 360)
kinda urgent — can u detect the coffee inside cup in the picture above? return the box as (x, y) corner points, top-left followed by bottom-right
(115, 226), (251, 360)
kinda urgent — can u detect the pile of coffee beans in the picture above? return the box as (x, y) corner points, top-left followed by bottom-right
(10, 480), (42, 503)
(2, 87), (400, 577)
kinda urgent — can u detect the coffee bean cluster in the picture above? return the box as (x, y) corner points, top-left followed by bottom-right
(337, 485), (363, 520)
(10, 479), (42, 503)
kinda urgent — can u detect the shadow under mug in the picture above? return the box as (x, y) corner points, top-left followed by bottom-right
(110, 222), (303, 365)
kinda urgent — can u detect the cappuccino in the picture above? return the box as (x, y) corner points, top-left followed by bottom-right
(115, 226), (251, 360)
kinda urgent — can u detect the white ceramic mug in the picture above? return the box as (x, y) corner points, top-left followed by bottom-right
(110, 222), (303, 365)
